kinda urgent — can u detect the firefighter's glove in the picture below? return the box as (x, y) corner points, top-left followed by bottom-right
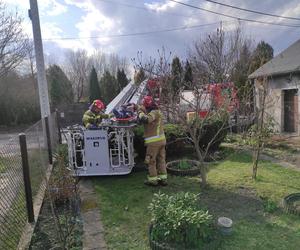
(132, 103), (138, 111)
(139, 115), (148, 124)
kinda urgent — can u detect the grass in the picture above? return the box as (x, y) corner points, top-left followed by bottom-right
(225, 133), (300, 163)
(0, 193), (27, 250)
(0, 156), (15, 174)
(0, 158), (6, 173)
(93, 151), (300, 250)
(27, 149), (49, 197)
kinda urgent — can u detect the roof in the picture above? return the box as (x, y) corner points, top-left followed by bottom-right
(248, 39), (300, 79)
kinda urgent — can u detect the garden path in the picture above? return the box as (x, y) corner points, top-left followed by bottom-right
(80, 178), (107, 250)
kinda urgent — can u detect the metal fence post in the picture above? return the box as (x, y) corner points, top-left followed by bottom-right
(55, 109), (62, 144)
(19, 133), (35, 223)
(45, 116), (53, 164)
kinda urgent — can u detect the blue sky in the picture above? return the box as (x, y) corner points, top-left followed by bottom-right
(4, 0), (300, 63)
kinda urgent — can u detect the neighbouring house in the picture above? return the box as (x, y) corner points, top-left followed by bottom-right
(249, 39), (300, 134)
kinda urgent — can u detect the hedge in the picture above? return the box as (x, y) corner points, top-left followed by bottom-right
(133, 119), (228, 159)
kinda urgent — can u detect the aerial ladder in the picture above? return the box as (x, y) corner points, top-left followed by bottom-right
(66, 80), (147, 176)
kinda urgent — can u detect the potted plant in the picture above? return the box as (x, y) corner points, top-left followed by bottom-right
(166, 159), (201, 176)
(148, 192), (219, 249)
(283, 193), (300, 216)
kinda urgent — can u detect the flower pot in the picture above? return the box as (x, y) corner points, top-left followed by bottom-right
(166, 160), (201, 176)
(283, 193), (300, 216)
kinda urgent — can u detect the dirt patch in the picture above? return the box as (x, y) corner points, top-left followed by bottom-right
(270, 135), (300, 148)
(199, 186), (264, 222)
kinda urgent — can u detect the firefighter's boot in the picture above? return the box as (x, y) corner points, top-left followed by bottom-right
(144, 176), (159, 186)
(158, 173), (168, 186)
(158, 179), (168, 186)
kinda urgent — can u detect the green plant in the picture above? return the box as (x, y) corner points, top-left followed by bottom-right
(42, 146), (81, 249)
(177, 160), (192, 170)
(164, 124), (187, 155)
(93, 152), (300, 250)
(148, 192), (214, 249)
(49, 147), (77, 203)
(133, 124), (187, 159)
(261, 198), (278, 213)
(133, 125), (146, 159)
(247, 115), (275, 179)
(197, 116), (229, 152)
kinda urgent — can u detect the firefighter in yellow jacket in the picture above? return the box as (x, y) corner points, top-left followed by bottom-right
(138, 96), (167, 186)
(82, 99), (111, 129)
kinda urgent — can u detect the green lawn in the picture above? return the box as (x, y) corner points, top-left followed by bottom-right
(93, 152), (300, 250)
(0, 157), (7, 173)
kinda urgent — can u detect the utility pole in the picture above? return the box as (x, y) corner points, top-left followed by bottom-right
(28, 0), (50, 118)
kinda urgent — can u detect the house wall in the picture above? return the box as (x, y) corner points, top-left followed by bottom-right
(254, 74), (300, 134)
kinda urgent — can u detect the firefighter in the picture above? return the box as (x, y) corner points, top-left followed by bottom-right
(82, 99), (111, 129)
(137, 95), (167, 186)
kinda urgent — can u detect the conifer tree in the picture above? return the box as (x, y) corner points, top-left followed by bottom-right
(89, 66), (101, 102)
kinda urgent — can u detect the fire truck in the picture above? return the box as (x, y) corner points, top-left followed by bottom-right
(181, 82), (239, 120)
(66, 80), (148, 176)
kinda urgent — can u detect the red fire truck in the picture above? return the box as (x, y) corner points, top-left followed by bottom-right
(181, 82), (239, 119)
(146, 79), (239, 119)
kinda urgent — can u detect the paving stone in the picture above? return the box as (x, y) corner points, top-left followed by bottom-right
(80, 179), (107, 250)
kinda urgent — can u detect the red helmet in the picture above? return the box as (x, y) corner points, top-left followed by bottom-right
(93, 99), (105, 110)
(142, 95), (155, 108)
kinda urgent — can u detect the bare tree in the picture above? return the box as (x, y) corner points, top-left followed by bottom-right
(189, 25), (243, 84)
(26, 40), (36, 80)
(64, 49), (91, 102)
(108, 53), (128, 76)
(63, 49), (130, 102)
(0, 1), (30, 77)
(90, 50), (107, 77)
(248, 77), (275, 179)
(132, 47), (172, 79)
(90, 50), (129, 78)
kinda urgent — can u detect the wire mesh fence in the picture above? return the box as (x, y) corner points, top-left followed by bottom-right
(0, 112), (60, 249)
(0, 134), (26, 249)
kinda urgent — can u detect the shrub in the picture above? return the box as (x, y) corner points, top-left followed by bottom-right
(133, 117), (227, 160)
(198, 117), (228, 152)
(133, 124), (186, 160)
(48, 145), (77, 203)
(133, 125), (146, 159)
(164, 124), (186, 155)
(261, 197), (278, 213)
(148, 192), (215, 249)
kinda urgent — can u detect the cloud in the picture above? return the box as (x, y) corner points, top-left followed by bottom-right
(145, 1), (177, 12)
(42, 22), (64, 39)
(4, 0), (68, 16)
(6, 0), (300, 61)
(45, 0), (68, 16)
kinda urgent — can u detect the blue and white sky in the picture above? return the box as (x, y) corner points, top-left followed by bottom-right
(4, 0), (300, 62)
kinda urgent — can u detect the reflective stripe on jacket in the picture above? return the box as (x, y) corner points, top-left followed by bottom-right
(82, 110), (109, 128)
(138, 109), (166, 145)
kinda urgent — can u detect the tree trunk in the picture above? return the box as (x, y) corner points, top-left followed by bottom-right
(252, 81), (267, 180)
(200, 163), (207, 188)
(194, 143), (207, 188)
(252, 144), (261, 179)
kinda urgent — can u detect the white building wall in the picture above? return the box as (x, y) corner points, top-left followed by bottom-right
(254, 74), (300, 134)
